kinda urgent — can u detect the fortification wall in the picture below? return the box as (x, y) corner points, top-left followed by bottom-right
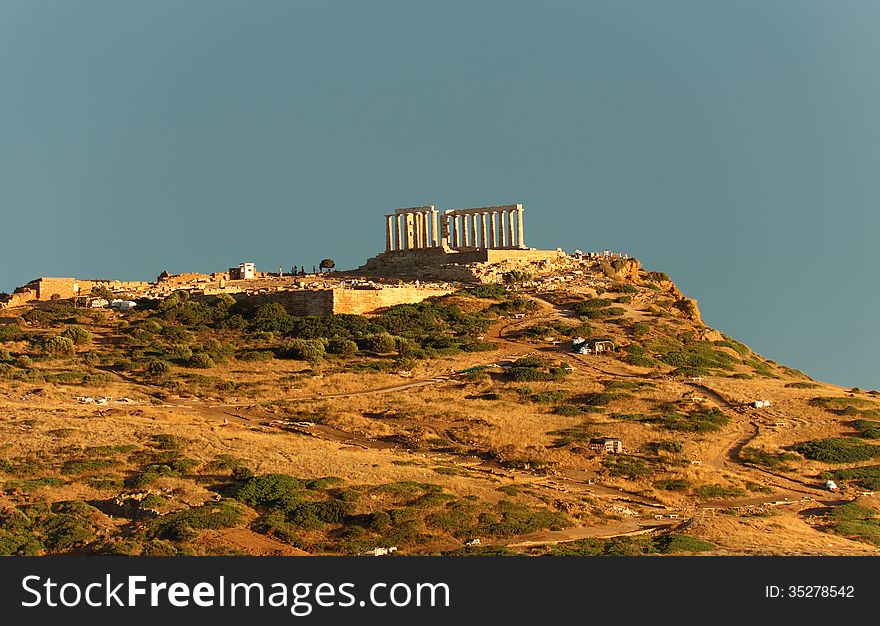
(218, 285), (453, 317)
(331, 286), (454, 314)
(230, 290), (336, 316)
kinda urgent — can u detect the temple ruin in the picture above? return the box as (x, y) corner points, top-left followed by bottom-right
(360, 203), (561, 281)
(385, 204), (526, 252)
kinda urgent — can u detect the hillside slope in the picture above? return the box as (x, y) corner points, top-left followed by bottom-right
(1, 259), (878, 556)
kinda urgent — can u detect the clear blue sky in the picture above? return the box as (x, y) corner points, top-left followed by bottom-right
(1, 1), (877, 389)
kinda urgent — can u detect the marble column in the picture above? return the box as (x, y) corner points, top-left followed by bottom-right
(405, 213), (415, 249)
(507, 209), (515, 248)
(462, 213), (470, 247)
(479, 212), (487, 248)
(489, 212), (497, 247)
(385, 215), (394, 252)
(431, 210), (439, 247)
(516, 205), (524, 248)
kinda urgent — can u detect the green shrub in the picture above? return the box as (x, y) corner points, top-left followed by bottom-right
(42, 336), (75, 359)
(603, 455), (653, 479)
(631, 322), (650, 338)
(238, 349), (274, 361)
(327, 337), (358, 356)
(784, 381), (819, 389)
(60, 325), (92, 345)
(549, 423), (595, 446)
(530, 390), (569, 404)
(653, 478), (690, 491)
(695, 484), (745, 499)
(653, 534), (715, 553)
(235, 474), (306, 511)
(153, 500), (246, 540)
(809, 397), (876, 411)
(852, 420), (880, 439)
(613, 284), (639, 294)
(792, 438), (880, 463)
(188, 353), (216, 369)
(824, 503), (880, 547)
(362, 332), (397, 354)
(829, 466), (880, 490)
(655, 408), (729, 433)
(466, 284), (508, 299)
(145, 359), (172, 378)
(740, 447), (799, 468)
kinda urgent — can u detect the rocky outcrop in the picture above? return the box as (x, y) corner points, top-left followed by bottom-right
(600, 258), (641, 283)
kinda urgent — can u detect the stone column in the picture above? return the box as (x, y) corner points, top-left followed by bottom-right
(462, 214), (470, 247)
(385, 215), (394, 252)
(480, 212), (487, 248)
(423, 211), (430, 248)
(507, 209), (515, 248)
(471, 214), (478, 248)
(431, 209), (439, 247)
(395, 214), (402, 251)
(405, 213), (415, 250)
(488, 212), (497, 248)
(516, 205), (524, 248)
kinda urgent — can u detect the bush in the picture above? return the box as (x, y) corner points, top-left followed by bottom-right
(153, 500), (246, 540)
(60, 325), (91, 346)
(740, 447), (798, 468)
(327, 337), (358, 356)
(234, 474), (306, 511)
(792, 438), (880, 463)
(829, 466), (880, 490)
(0, 348), (11, 362)
(143, 359), (171, 379)
(784, 381), (819, 389)
(695, 484), (745, 500)
(42, 336), (75, 358)
(613, 283), (639, 294)
(362, 332), (397, 354)
(631, 322), (650, 337)
(188, 353), (215, 369)
(164, 344), (193, 361)
(655, 408), (729, 433)
(809, 397), (876, 412)
(285, 338), (326, 364)
(466, 284), (508, 299)
(654, 534), (715, 553)
(238, 349), (274, 362)
(654, 478), (690, 491)
(603, 455), (653, 479)
(852, 420), (880, 439)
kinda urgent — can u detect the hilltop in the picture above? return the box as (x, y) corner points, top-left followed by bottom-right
(1, 246), (879, 556)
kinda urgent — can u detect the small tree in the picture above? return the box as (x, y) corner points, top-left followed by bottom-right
(61, 325), (92, 346)
(503, 270), (532, 285)
(90, 286), (114, 300)
(43, 336), (75, 359)
(319, 258), (335, 272)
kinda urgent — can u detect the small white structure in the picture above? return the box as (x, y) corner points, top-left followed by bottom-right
(752, 399), (772, 409)
(89, 298), (109, 308)
(464, 538), (481, 546)
(825, 480), (839, 491)
(110, 299), (137, 311)
(229, 262), (257, 280)
(363, 546), (398, 557)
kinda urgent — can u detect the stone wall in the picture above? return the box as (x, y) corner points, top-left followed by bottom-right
(224, 286), (453, 317)
(331, 286), (454, 314)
